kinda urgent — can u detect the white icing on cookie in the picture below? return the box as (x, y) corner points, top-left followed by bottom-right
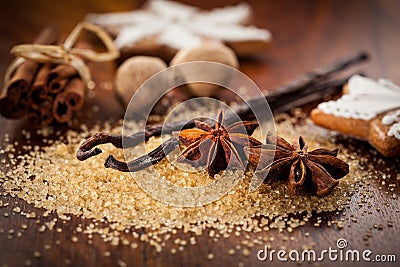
(318, 75), (400, 120)
(86, 0), (272, 50)
(382, 110), (400, 140)
(388, 123), (400, 140)
(382, 110), (400, 125)
(378, 78), (400, 93)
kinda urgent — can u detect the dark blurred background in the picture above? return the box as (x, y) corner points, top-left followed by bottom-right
(1, 0), (399, 92)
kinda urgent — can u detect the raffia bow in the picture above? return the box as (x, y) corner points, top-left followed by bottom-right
(4, 22), (119, 89)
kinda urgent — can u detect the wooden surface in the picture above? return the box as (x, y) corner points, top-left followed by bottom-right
(0, 0), (399, 266)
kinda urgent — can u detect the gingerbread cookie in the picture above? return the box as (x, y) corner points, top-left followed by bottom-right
(369, 110), (400, 157)
(311, 75), (400, 157)
(85, 0), (272, 60)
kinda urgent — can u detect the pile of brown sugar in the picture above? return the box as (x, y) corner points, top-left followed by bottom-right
(0, 108), (394, 255)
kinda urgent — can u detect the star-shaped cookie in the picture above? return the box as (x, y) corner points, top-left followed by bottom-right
(86, 0), (272, 59)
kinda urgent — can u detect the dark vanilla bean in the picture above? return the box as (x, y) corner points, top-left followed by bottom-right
(76, 119), (210, 161)
(104, 137), (180, 172)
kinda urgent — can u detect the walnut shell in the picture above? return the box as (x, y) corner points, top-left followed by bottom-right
(169, 42), (239, 97)
(115, 56), (167, 108)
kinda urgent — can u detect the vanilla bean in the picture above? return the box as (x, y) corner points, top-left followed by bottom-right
(76, 52), (369, 173)
(104, 137), (180, 172)
(238, 75), (354, 120)
(269, 52), (368, 97)
(276, 85), (342, 114)
(77, 132), (123, 161)
(76, 119), (210, 161)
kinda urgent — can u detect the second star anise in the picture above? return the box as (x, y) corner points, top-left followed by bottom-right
(245, 132), (349, 196)
(177, 110), (262, 176)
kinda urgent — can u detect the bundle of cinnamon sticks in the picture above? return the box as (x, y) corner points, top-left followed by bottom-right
(0, 26), (86, 126)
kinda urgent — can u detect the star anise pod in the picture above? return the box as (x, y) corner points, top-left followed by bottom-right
(245, 132), (349, 196)
(177, 110), (262, 176)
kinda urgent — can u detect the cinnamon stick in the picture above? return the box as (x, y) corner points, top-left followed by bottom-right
(45, 41), (92, 94)
(0, 60), (38, 119)
(53, 77), (85, 123)
(40, 107), (54, 126)
(28, 64), (54, 126)
(27, 111), (40, 125)
(5, 61), (37, 102)
(0, 97), (29, 119)
(46, 64), (78, 93)
(61, 78), (85, 111)
(53, 96), (72, 123)
(28, 64), (53, 111)
(48, 41), (93, 123)
(0, 26), (59, 119)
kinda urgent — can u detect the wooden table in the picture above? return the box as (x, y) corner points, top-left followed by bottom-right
(0, 0), (399, 266)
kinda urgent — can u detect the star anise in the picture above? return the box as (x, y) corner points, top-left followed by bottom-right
(245, 132), (349, 196)
(177, 110), (262, 176)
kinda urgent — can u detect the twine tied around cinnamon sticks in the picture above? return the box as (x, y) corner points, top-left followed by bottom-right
(4, 23), (119, 90)
(0, 23), (120, 125)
